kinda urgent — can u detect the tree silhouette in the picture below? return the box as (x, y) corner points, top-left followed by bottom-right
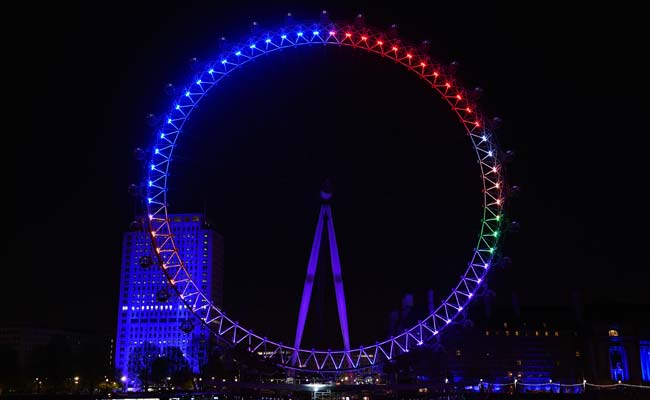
(0, 344), (20, 391)
(26, 335), (75, 392)
(127, 342), (158, 390)
(79, 340), (109, 390)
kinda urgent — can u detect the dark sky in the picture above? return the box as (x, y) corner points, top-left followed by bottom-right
(10, 1), (647, 349)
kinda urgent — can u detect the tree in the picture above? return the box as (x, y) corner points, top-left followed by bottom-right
(127, 342), (159, 390)
(150, 356), (172, 387)
(78, 340), (109, 391)
(201, 349), (227, 385)
(164, 347), (192, 389)
(0, 344), (20, 392)
(26, 335), (75, 392)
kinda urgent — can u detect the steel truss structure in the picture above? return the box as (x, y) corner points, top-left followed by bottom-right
(143, 19), (505, 372)
(293, 191), (351, 362)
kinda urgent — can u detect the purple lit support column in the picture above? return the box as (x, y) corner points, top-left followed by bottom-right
(292, 196), (352, 366)
(325, 205), (351, 352)
(292, 206), (326, 363)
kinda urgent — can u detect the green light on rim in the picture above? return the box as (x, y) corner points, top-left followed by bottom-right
(489, 247), (495, 254)
(496, 215), (501, 221)
(493, 231), (499, 237)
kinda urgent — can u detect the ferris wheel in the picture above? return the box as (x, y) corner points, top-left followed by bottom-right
(140, 12), (509, 372)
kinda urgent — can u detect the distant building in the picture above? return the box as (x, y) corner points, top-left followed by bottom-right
(443, 304), (585, 388)
(0, 321), (111, 371)
(387, 291), (650, 388)
(114, 213), (224, 388)
(581, 305), (650, 385)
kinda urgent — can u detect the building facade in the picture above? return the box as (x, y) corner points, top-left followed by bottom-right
(0, 322), (111, 371)
(385, 292), (650, 389)
(114, 213), (224, 387)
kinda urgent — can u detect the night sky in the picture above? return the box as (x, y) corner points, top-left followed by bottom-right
(10, 1), (646, 349)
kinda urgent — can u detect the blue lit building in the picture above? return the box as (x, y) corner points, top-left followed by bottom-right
(115, 213), (224, 388)
(386, 291), (650, 389)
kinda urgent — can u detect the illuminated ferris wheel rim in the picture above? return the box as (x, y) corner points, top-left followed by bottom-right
(143, 19), (505, 371)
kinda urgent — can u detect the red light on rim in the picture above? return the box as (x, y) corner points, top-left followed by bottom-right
(420, 62), (426, 67)
(361, 36), (368, 40)
(466, 107), (472, 113)
(456, 94), (462, 100)
(445, 82), (451, 88)
(433, 72), (439, 77)
(377, 40), (384, 45)
(407, 54), (413, 58)
(475, 121), (480, 127)
(345, 33), (352, 37)
(392, 46), (398, 51)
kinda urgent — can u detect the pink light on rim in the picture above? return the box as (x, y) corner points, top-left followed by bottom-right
(445, 82), (451, 88)
(329, 31), (336, 35)
(475, 121), (480, 127)
(361, 36), (367, 40)
(433, 72), (439, 77)
(466, 107), (472, 113)
(456, 94), (462, 100)
(377, 40), (384, 45)
(407, 54), (413, 58)
(420, 62), (426, 67)
(345, 33), (352, 37)
(392, 46), (398, 51)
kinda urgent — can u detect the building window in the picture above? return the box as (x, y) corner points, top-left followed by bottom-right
(485, 331), (490, 336)
(455, 349), (461, 357)
(515, 360), (522, 366)
(555, 331), (559, 337)
(608, 329), (619, 337)
(609, 346), (628, 382)
(576, 351), (581, 357)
